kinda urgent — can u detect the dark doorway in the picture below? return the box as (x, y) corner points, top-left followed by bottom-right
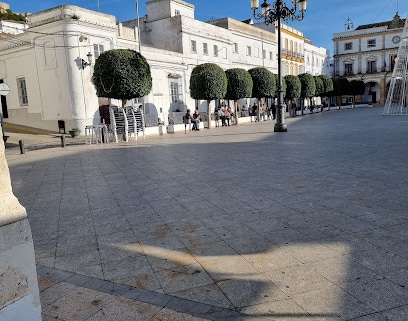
(0, 79), (8, 118)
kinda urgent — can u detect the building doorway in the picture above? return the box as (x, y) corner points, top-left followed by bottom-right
(0, 79), (8, 118)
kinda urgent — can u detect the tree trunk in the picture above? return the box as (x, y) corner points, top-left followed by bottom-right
(234, 100), (239, 125)
(207, 100), (211, 129)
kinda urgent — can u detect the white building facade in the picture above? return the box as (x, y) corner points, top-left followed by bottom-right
(0, 0), (330, 133)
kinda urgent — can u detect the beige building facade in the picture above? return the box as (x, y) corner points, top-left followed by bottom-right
(333, 13), (405, 105)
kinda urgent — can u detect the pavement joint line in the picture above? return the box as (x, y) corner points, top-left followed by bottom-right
(36, 264), (244, 320)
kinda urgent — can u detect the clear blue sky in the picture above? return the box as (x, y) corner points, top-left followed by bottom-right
(6, 0), (408, 56)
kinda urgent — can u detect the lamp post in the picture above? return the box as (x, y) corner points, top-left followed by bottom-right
(250, 0), (307, 132)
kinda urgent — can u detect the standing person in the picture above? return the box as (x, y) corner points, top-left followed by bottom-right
(193, 109), (201, 130)
(185, 109), (198, 130)
(225, 107), (231, 126)
(271, 102), (276, 120)
(291, 101), (297, 117)
(214, 106), (220, 127)
(220, 107), (226, 126)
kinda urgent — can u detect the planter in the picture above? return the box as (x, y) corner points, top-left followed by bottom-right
(68, 130), (80, 138)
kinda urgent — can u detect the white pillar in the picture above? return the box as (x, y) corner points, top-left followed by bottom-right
(0, 127), (41, 321)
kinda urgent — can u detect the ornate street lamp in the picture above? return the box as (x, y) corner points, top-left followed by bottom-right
(250, 0), (307, 132)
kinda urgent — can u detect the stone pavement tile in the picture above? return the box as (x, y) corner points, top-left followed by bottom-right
(338, 278), (408, 312)
(112, 265), (162, 291)
(98, 241), (144, 263)
(149, 308), (208, 321)
(155, 264), (214, 294)
(195, 253), (260, 282)
(264, 264), (336, 298)
(54, 249), (103, 279)
(307, 256), (377, 284)
(41, 286), (111, 321)
(240, 298), (314, 321)
(37, 275), (59, 292)
(291, 284), (375, 321)
(241, 246), (302, 273)
(144, 245), (198, 272)
(280, 242), (342, 264)
(348, 248), (408, 274)
(216, 277), (288, 309)
(102, 255), (150, 280)
(349, 313), (385, 321)
(171, 284), (233, 309)
(379, 305), (408, 321)
(384, 268), (408, 288)
(39, 281), (79, 307)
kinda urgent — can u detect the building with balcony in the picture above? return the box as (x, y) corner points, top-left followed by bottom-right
(0, 0), (329, 133)
(333, 13), (405, 105)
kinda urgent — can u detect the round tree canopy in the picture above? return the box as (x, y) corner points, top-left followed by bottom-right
(190, 63), (227, 100)
(92, 49), (152, 100)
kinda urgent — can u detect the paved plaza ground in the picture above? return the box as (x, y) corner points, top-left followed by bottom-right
(5, 107), (408, 320)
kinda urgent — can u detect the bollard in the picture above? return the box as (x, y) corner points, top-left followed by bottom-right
(19, 140), (25, 154)
(60, 135), (65, 148)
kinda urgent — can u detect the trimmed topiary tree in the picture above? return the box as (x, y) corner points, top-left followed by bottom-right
(225, 68), (253, 125)
(319, 74), (333, 111)
(298, 73), (316, 114)
(190, 63), (227, 129)
(349, 80), (366, 108)
(248, 67), (276, 121)
(92, 49), (152, 107)
(284, 75), (301, 117)
(332, 77), (350, 109)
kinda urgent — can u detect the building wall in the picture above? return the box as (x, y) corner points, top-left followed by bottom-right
(0, 0), (330, 132)
(333, 17), (404, 105)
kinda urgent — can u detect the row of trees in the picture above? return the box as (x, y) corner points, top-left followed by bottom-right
(91, 50), (366, 129)
(190, 63), (336, 126)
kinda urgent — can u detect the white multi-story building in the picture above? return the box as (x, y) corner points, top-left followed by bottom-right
(0, 0), (329, 133)
(333, 13), (405, 105)
(304, 40), (331, 76)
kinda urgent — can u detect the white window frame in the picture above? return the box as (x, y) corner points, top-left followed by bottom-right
(191, 40), (197, 53)
(246, 46), (252, 56)
(367, 39), (376, 47)
(203, 43), (208, 55)
(213, 45), (218, 57)
(93, 44), (104, 59)
(170, 81), (180, 103)
(233, 43), (238, 53)
(17, 77), (28, 106)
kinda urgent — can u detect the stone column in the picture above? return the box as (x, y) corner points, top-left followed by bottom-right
(0, 127), (41, 321)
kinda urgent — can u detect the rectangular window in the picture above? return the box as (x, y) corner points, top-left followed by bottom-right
(213, 45), (218, 57)
(390, 54), (397, 71)
(191, 40), (197, 53)
(344, 63), (353, 75)
(254, 47), (259, 58)
(170, 82), (179, 103)
(93, 44), (104, 59)
(203, 43), (208, 55)
(262, 50), (266, 59)
(222, 47), (227, 59)
(367, 39), (376, 47)
(269, 51), (273, 60)
(17, 77), (28, 106)
(367, 60), (376, 73)
(345, 42), (352, 50)
(246, 46), (252, 56)
(233, 43), (238, 53)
